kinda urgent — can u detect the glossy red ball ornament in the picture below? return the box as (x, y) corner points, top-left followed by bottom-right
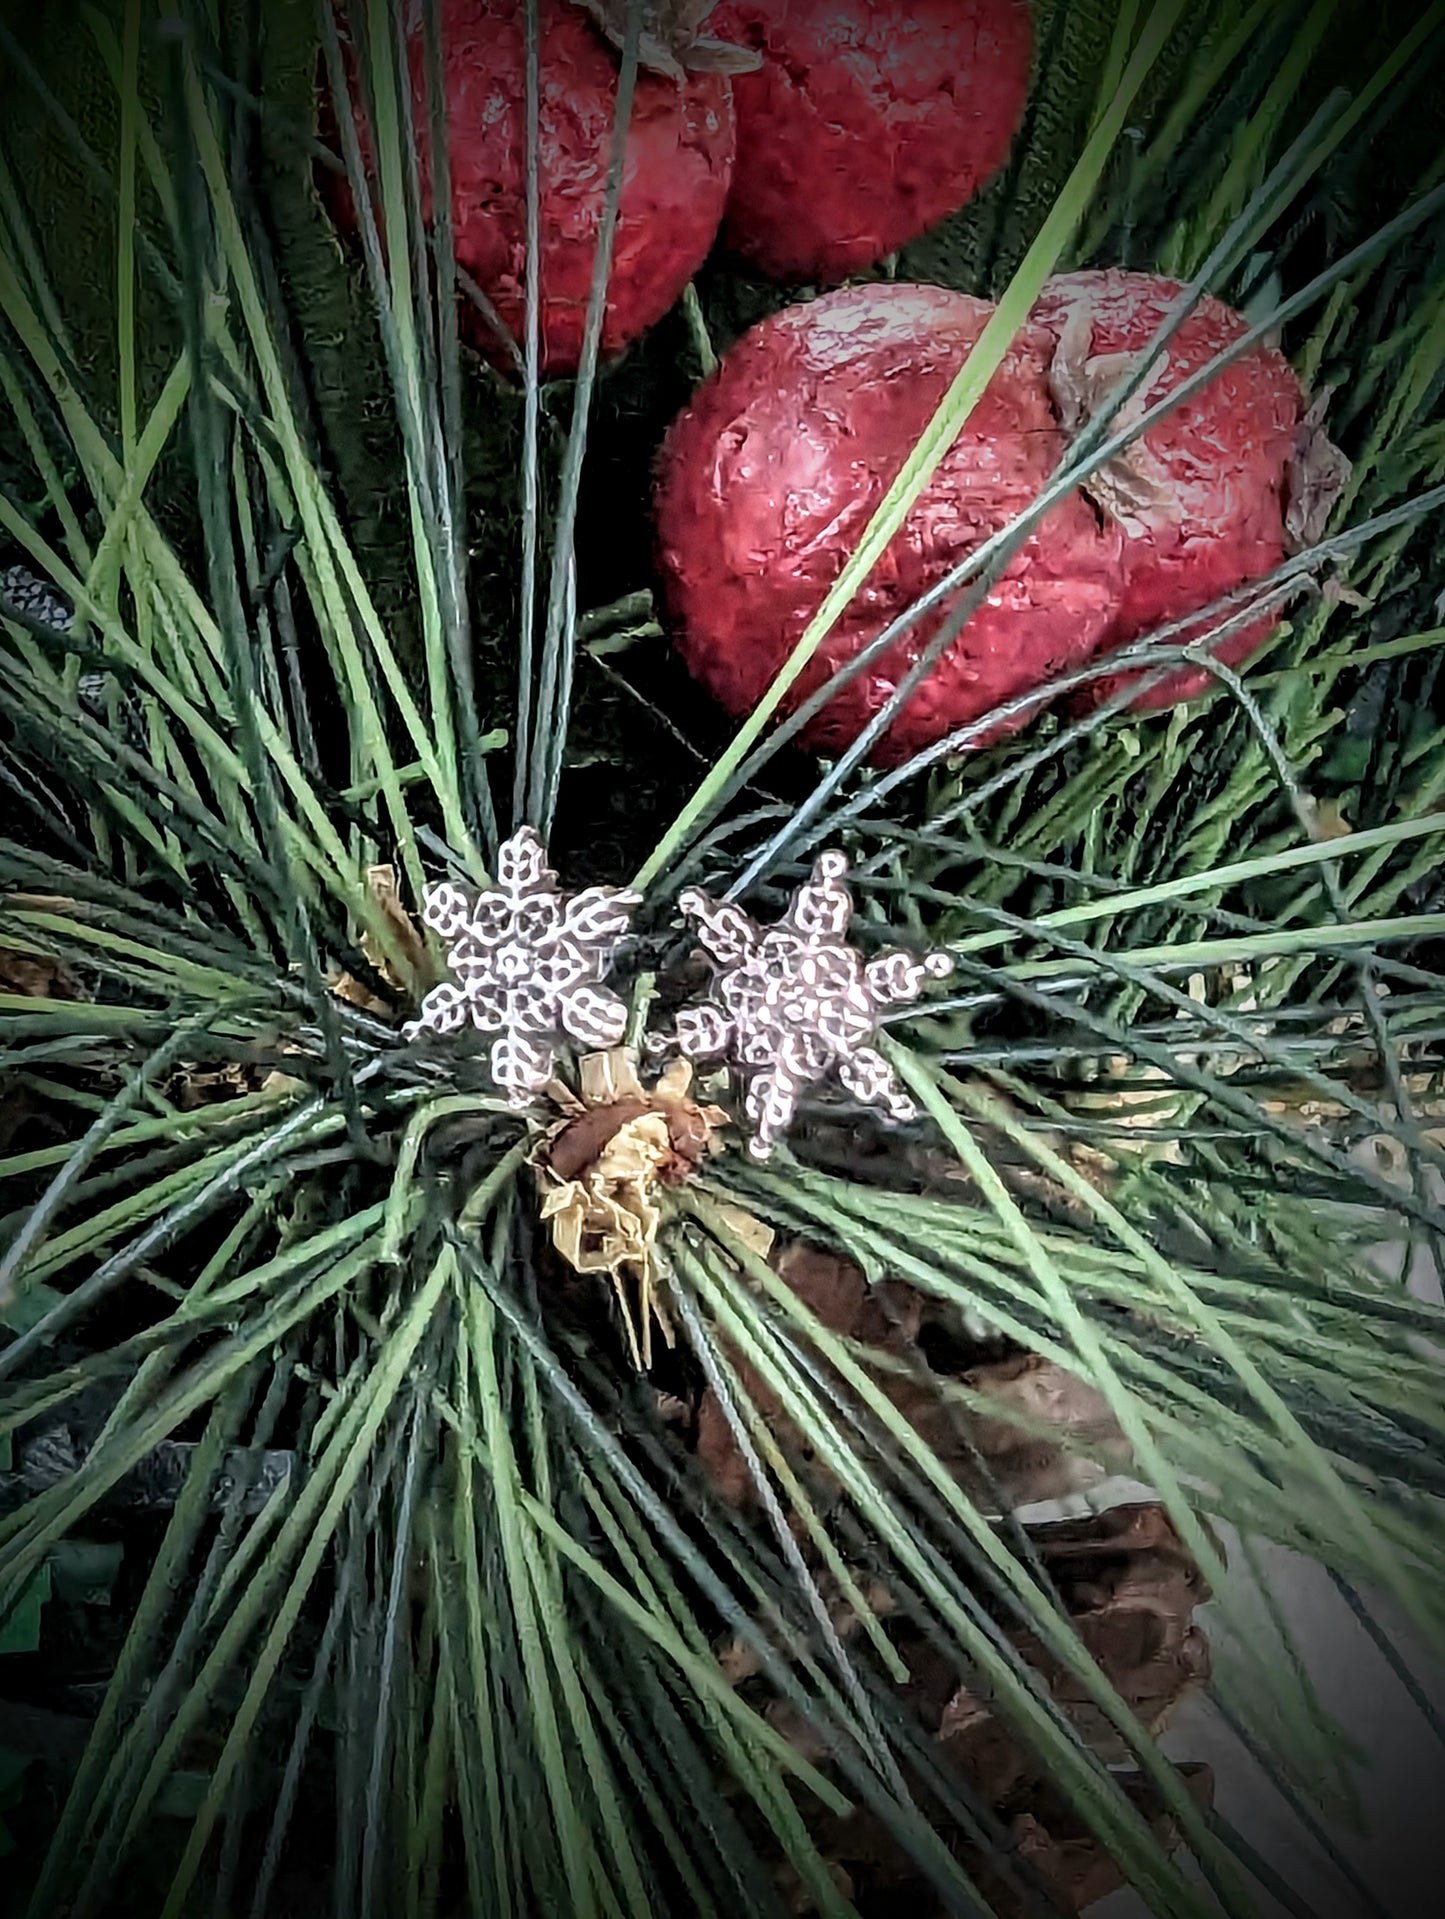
(709, 0), (1034, 283)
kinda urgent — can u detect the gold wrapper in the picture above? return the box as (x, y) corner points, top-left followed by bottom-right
(533, 1048), (739, 1368)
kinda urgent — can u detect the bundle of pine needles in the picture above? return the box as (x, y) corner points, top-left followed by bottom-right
(1, 3), (1444, 1916)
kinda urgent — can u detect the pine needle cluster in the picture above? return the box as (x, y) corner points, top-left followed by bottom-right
(1, 3), (1444, 1915)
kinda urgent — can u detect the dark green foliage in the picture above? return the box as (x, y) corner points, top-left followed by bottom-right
(2, 3), (1445, 1916)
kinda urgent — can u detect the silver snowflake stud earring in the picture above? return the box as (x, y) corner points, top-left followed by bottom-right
(403, 828), (640, 1107)
(674, 850), (953, 1159)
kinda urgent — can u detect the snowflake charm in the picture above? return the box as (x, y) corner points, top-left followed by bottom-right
(403, 828), (639, 1106)
(674, 851), (954, 1159)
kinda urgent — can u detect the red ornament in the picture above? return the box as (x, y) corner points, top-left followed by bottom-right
(656, 273), (1342, 764)
(709, 0), (1034, 283)
(654, 282), (1122, 767)
(321, 0), (740, 377)
(1031, 269), (1325, 710)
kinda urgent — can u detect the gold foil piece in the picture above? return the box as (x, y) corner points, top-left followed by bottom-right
(534, 1048), (741, 1368)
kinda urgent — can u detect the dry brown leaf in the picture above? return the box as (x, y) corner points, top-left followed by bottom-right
(1048, 309), (1182, 531)
(0, 946), (81, 1000)
(330, 863), (430, 1014)
(1284, 391), (1352, 550)
(570, 0), (762, 78)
